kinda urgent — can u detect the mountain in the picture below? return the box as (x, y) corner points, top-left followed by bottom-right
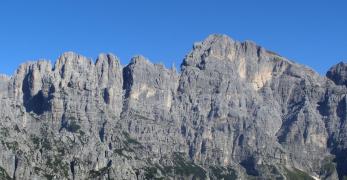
(0, 34), (346, 180)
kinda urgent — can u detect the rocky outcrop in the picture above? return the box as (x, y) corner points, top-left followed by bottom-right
(327, 62), (347, 86)
(0, 34), (346, 180)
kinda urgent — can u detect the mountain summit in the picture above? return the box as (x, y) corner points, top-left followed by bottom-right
(0, 34), (346, 179)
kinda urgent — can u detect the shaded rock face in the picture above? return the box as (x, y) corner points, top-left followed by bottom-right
(0, 34), (346, 180)
(327, 62), (347, 86)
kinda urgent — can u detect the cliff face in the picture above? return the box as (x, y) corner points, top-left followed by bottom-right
(0, 34), (346, 180)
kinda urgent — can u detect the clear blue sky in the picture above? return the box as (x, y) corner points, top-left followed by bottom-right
(0, 0), (346, 75)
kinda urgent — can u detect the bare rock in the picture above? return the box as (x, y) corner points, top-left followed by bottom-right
(0, 35), (346, 180)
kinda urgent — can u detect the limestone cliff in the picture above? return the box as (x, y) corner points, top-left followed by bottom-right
(0, 34), (346, 180)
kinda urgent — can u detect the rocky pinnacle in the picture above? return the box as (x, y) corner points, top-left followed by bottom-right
(0, 34), (346, 180)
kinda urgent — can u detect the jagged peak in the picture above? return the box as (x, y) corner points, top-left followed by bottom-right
(327, 61), (347, 71)
(202, 34), (234, 45)
(95, 53), (121, 68)
(129, 55), (167, 68)
(4, 36), (322, 85)
(96, 53), (118, 62)
(59, 51), (85, 59)
(54, 51), (93, 69)
(186, 34), (298, 64)
(196, 34), (260, 51)
(335, 61), (346, 66)
(191, 34), (234, 51)
(326, 61), (347, 86)
(183, 34), (269, 68)
(127, 55), (168, 72)
(129, 55), (151, 65)
(17, 60), (51, 69)
(191, 35), (287, 60)
(15, 60), (52, 76)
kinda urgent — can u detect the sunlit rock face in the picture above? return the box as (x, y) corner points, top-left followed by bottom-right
(0, 34), (346, 180)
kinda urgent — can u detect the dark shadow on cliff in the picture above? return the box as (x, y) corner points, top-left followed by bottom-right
(22, 74), (51, 115)
(332, 149), (347, 179)
(240, 157), (259, 176)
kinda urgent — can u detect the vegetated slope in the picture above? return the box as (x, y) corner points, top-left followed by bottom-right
(0, 34), (346, 180)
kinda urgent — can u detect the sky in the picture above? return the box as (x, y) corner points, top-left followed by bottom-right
(0, 0), (346, 75)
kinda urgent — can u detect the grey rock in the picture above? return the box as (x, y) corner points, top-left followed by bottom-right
(327, 62), (347, 86)
(0, 74), (10, 96)
(0, 34), (346, 180)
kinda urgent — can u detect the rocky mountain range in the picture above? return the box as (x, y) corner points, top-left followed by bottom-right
(0, 34), (346, 180)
